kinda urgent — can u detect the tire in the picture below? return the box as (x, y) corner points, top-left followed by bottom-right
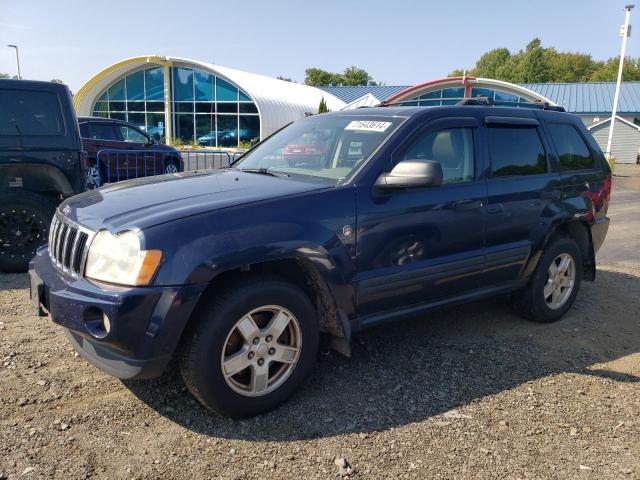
(179, 275), (319, 418)
(0, 190), (55, 273)
(164, 157), (181, 174)
(515, 236), (583, 323)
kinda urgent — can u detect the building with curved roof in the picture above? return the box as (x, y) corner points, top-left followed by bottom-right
(74, 55), (345, 147)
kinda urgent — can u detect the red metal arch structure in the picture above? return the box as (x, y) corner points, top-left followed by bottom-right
(383, 76), (554, 106)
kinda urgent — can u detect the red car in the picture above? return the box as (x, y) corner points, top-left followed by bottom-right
(79, 117), (183, 187)
(282, 133), (330, 167)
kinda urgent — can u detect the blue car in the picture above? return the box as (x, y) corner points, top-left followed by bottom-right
(30, 102), (611, 417)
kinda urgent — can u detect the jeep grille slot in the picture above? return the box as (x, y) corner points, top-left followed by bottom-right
(48, 216), (91, 276)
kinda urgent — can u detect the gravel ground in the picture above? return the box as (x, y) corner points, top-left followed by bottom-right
(1, 171), (640, 480)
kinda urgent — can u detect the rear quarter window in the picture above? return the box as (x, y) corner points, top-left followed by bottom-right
(0, 89), (64, 136)
(546, 123), (594, 171)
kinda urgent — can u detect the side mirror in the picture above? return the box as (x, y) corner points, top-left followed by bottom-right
(374, 159), (443, 191)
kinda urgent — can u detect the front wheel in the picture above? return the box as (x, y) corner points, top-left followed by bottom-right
(515, 236), (583, 323)
(179, 276), (319, 418)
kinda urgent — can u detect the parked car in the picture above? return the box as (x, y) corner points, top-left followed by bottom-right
(282, 132), (330, 167)
(197, 130), (226, 147)
(30, 102), (611, 418)
(0, 79), (87, 272)
(78, 117), (183, 186)
(197, 128), (253, 147)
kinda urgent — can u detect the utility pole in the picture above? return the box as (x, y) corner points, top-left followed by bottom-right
(606, 4), (634, 156)
(7, 44), (21, 79)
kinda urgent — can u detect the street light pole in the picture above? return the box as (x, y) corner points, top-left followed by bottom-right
(7, 44), (21, 80)
(606, 4), (634, 156)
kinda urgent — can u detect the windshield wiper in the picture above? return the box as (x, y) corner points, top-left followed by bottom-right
(239, 168), (289, 178)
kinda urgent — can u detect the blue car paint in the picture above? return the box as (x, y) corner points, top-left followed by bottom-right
(30, 106), (611, 379)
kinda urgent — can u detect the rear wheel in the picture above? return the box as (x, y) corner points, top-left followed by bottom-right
(0, 190), (54, 273)
(515, 236), (583, 323)
(179, 276), (319, 418)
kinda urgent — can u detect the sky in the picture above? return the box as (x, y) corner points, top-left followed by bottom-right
(0, 0), (638, 92)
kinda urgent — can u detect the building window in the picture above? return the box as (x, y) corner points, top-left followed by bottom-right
(91, 65), (261, 148)
(396, 87), (531, 107)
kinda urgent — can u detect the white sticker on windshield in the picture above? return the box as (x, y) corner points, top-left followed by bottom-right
(344, 120), (392, 133)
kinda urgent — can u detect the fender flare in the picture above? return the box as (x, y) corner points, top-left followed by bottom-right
(0, 163), (73, 195)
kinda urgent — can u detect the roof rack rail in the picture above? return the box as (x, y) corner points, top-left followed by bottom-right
(381, 97), (566, 112)
(456, 96), (494, 106)
(457, 97), (566, 112)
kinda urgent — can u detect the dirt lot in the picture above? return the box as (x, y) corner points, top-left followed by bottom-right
(1, 168), (640, 480)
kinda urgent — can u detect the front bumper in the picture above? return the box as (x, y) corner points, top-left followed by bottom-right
(29, 247), (207, 379)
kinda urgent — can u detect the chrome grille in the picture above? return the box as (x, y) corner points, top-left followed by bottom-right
(48, 215), (93, 276)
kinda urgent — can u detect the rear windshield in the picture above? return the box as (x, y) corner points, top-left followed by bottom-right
(233, 114), (406, 184)
(0, 89), (65, 136)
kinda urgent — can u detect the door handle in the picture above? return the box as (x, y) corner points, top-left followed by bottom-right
(453, 199), (484, 211)
(541, 189), (562, 201)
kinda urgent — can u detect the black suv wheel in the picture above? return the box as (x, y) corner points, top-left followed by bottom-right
(516, 236), (583, 323)
(0, 190), (54, 273)
(179, 276), (319, 418)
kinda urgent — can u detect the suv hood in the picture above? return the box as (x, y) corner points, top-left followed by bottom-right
(60, 169), (330, 231)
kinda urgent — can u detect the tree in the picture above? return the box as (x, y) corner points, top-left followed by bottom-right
(50, 78), (64, 84)
(305, 66), (378, 87)
(0, 73), (10, 79)
(340, 66), (377, 86)
(590, 57), (640, 81)
(276, 76), (295, 82)
(450, 38), (640, 83)
(305, 68), (338, 87)
(471, 48), (511, 79)
(318, 97), (328, 114)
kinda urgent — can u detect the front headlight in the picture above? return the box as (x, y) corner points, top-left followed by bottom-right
(84, 230), (162, 286)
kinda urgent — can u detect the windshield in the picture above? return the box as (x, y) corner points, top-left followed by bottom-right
(233, 114), (406, 184)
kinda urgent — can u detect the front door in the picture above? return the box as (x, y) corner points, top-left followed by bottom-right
(355, 116), (486, 318)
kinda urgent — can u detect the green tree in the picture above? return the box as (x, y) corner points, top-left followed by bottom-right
(50, 78), (64, 84)
(276, 76), (295, 82)
(449, 38), (640, 83)
(0, 73), (10, 79)
(318, 97), (329, 113)
(471, 48), (512, 79)
(340, 66), (376, 86)
(590, 57), (640, 81)
(304, 68), (338, 87)
(305, 66), (378, 86)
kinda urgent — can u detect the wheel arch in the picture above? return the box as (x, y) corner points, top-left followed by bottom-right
(0, 163), (73, 197)
(546, 219), (595, 281)
(179, 254), (353, 357)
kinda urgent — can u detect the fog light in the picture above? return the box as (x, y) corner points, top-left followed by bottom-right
(83, 307), (111, 339)
(102, 312), (111, 334)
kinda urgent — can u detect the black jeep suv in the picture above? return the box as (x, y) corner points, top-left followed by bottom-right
(1, 79), (86, 272)
(30, 103), (611, 417)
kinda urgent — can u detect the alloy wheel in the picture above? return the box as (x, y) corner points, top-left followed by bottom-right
(220, 305), (302, 397)
(544, 253), (576, 310)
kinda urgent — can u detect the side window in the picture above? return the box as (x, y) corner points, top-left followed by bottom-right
(119, 125), (148, 143)
(488, 127), (546, 176)
(86, 123), (120, 141)
(0, 89), (64, 136)
(546, 123), (594, 171)
(401, 127), (475, 184)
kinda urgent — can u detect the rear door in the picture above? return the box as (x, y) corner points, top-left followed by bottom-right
(482, 114), (557, 284)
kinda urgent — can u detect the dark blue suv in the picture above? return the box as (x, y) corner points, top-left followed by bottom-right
(29, 104), (611, 417)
